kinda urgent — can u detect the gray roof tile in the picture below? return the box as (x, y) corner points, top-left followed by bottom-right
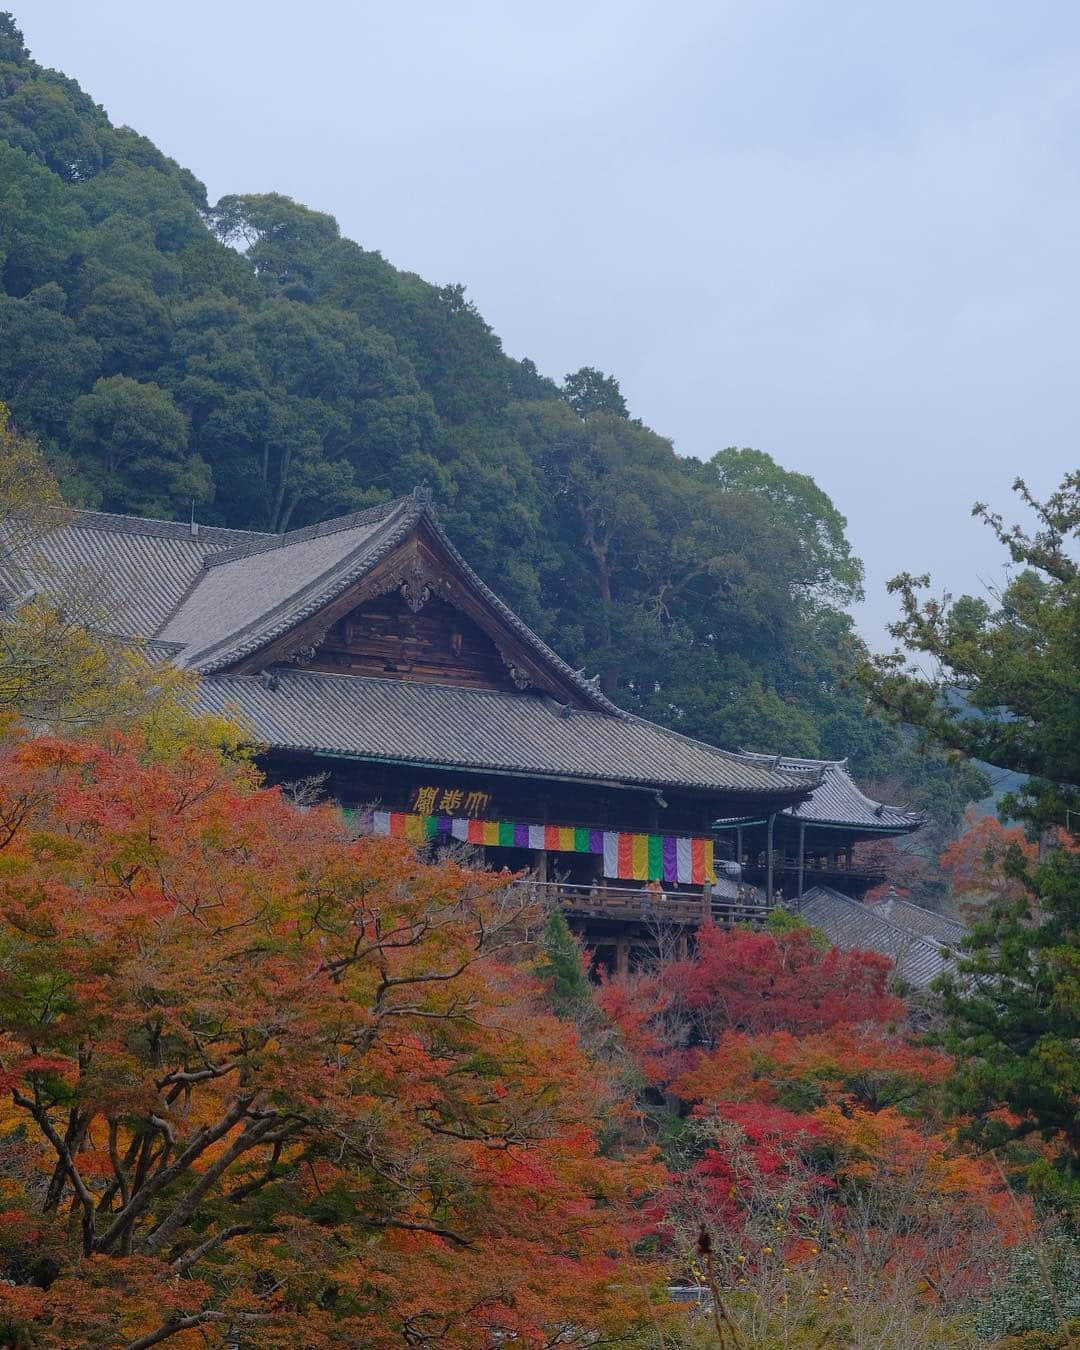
(194, 669), (820, 797)
(798, 885), (959, 988)
(6, 511), (253, 636)
(738, 756), (923, 832)
(158, 506), (402, 664)
(867, 894), (967, 946)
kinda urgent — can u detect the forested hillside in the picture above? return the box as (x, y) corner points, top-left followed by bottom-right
(0, 12), (979, 823)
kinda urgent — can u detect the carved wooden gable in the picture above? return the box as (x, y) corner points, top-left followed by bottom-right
(303, 591), (527, 691)
(226, 524), (594, 707)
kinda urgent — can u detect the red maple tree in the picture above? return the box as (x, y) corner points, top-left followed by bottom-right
(667, 922), (905, 1041)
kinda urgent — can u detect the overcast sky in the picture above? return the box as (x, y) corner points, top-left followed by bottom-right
(22, 1), (1080, 648)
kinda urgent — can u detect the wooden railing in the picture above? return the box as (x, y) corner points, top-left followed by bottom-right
(761, 857), (881, 878)
(511, 879), (770, 928)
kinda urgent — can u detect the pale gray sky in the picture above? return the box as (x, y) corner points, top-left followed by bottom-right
(21, 1), (1080, 648)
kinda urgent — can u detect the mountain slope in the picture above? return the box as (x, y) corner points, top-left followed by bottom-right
(0, 11), (985, 840)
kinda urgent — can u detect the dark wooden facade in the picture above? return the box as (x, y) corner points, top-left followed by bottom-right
(28, 491), (925, 954)
(306, 592), (522, 693)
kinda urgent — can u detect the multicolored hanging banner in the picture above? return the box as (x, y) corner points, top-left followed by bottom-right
(361, 810), (715, 884)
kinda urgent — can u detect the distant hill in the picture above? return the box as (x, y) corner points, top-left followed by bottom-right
(0, 11), (983, 834)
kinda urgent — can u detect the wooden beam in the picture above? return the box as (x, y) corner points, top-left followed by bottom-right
(766, 812), (776, 907)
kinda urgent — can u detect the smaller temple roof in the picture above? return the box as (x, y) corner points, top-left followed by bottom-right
(798, 885), (961, 989)
(195, 670), (822, 798)
(718, 755), (924, 834)
(867, 890), (967, 947)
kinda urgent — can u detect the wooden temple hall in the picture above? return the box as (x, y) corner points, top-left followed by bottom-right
(13, 487), (922, 965)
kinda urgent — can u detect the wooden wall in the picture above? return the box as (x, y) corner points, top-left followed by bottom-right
(306, 592), (519, 692)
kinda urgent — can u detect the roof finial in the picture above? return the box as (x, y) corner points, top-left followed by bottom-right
(413, 481), (434, 506)
(189, 499), (199, 538)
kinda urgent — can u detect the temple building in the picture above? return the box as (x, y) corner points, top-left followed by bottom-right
(715, 756), (924, 902)
(9, 487), (921, 963)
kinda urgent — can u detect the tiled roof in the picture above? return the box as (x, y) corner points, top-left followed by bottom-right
(867, 893), (967, 946)
(738, 755), (924, 832)
(194, 669), (821, 798)
(798, 885), (958, 989)
(3, 510), (260, 636)
(158, 502), (405, 669)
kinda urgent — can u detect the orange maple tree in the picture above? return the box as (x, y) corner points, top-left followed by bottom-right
(939, 808), (1039, 914)
(0, 725), (668, 1348)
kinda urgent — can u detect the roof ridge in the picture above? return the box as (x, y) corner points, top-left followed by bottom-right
(801, 886), (945, 951)
(68, 508), (271, 546)
(220, 668), (558, 699)
(204, 497), (404, 568)
(740, 750), (848, 770)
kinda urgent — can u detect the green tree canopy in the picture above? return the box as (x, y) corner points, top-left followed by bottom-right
(868, 473), (1080, 1214)
(67, 374), (207, 516)
(702, 446), (864, 605)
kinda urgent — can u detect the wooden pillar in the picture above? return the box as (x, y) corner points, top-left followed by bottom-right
(536, 849), (548, 883)
(735, 825), (743, 867)
(615, 938), (630, 978)
(797, 819), (806, 903)
(845, 844), (853, 871)
(766, 812), (776, 907)
(678, 934), (688, 961)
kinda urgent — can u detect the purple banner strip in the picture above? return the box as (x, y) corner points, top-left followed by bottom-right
(662, 835), (679, 883)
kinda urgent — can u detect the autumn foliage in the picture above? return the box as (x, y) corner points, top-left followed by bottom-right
(0, 726), (665, 1348)
(0, 719), (1055, 1347)
(593, 916), (1035, 1346)
(668, 921), (905, 1040)
(940, 809), (1039, 912)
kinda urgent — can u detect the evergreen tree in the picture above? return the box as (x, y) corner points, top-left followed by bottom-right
(535, 907), (593, 1020)
(869, 473), (1080, 1213)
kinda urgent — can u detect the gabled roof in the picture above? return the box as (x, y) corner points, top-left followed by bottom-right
(194, 670), (821, 798)
(9, 490), (822, 801)
(12, 490), (620, 715)
(736, 755), (924, 833)
(798, 885), (959, 989)
(158, 500), (411, 672)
